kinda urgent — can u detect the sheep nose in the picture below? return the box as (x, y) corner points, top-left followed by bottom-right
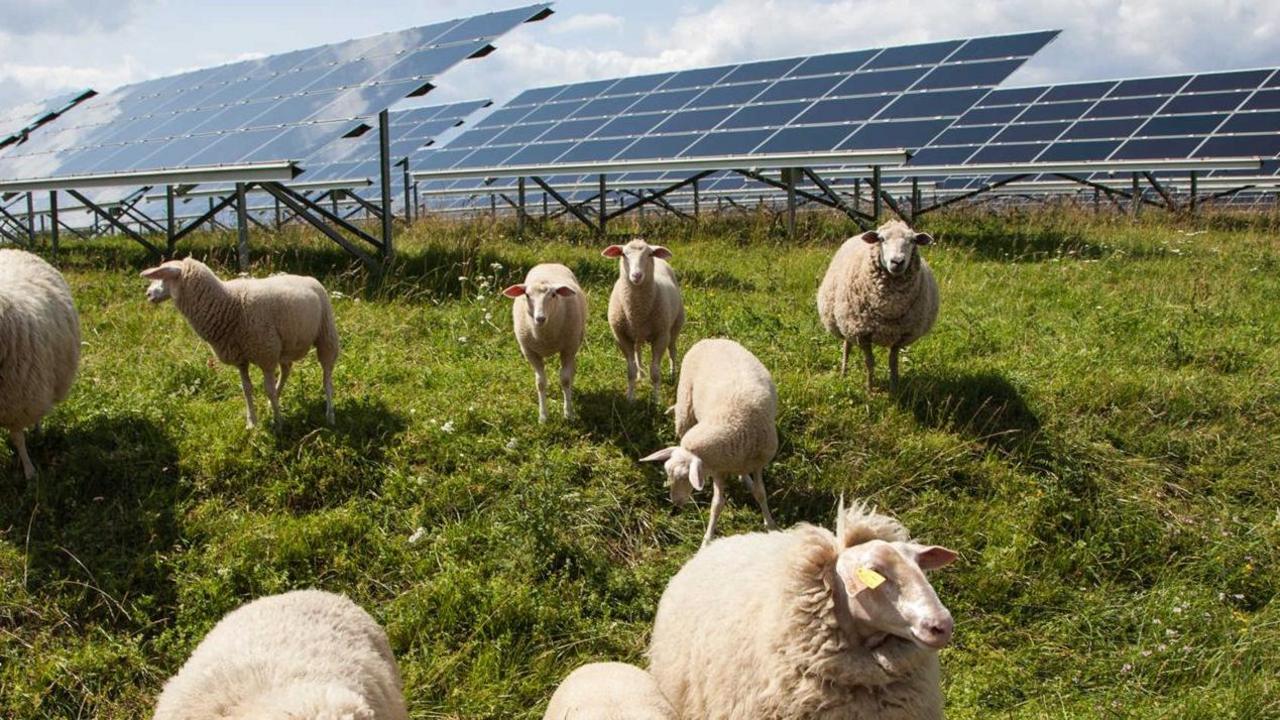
(925, 616), (954, 644)
(630, 272), (644, 283)
(535, 315), (547, 325)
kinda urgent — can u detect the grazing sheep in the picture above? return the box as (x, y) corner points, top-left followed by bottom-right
(543, 662), (677, 720)
(641, 338), (778, 546)
(817, 219), (938, 392)
(602, 238), (685, 403)
(0, 249), (80, 479)
(648, 500), (957, 720)
(503, 264), (587, 423)
(153, 589), (408, 720)
(141, 258), (339, 428)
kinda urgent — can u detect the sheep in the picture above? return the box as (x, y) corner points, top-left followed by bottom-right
(502, 263), (587, 423)
(153, 589), (408, 720)
(543, 662), (677, 720)
(140, 257), (339, 428)
(640, 338), (778, 547)
(647, 499), (958, 720)
(817, 219), (938, 392)
(0, 249), (80, 479)
(602, 238), (685, 403)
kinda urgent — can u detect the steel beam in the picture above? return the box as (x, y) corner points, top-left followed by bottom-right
(66, 189), (162, 256)
(235, 183), (250, 271)
(378, 109), (394, 263)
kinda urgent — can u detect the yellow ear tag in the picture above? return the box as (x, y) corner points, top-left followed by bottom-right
(856, 567), (886, 589)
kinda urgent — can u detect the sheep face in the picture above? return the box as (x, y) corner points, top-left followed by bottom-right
(140, 261), (185, 303)
(602, 239), (672, 286)
(503, 281), (576, 326)
(861, 221), (933, 277)
(835, 538), (956, 650)
(639, 446), (704, 506)
(231, 681), (375, 720)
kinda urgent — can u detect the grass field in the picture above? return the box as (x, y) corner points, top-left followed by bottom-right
(1, 207), (1277, 718)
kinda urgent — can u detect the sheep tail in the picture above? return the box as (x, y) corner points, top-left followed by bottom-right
(316, 291), (340, 364)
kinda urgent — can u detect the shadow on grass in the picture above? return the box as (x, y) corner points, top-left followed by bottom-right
(938, 227), (1114, 262)
(574, 387), (668, 460)
(1, 412), (181, 630)
(895, 371), (1043, 460)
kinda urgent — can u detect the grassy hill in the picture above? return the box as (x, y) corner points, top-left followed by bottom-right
(1, 208), (1276, 718)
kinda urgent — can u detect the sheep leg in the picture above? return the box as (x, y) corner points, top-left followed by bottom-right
(238, 365), (259, 429)
(749, 470), (778, 530)
(529, 354), (549, 424)
(668, 335), (678, 375)
(841, 338), (850, 376)
(321, 359), (335, 425)
(262, 365), (282, 429)
(859, 337), (876, 391)
(10, 429), (34, 480)
(619, 337), (638, 402)
(649, 336), (666, 404)
(277, 362), (292, 398)
(888, 345), (901, 394)
(702, 477), (727, 547)
(559, 351), (576, 420)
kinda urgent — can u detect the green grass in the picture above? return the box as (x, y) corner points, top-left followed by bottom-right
(1, 207), (1277, 718)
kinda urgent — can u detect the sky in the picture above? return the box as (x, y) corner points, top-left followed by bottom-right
(2, 0), (1280, 114)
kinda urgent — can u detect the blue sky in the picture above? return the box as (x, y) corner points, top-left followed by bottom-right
(2, 0), (1280, 112)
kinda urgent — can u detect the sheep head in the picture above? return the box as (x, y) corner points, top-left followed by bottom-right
(140, 260), (186, 303)
(639, 446), (703, 506)
(860, 220), (933, 277)
(502, 280), (576, 326)
(228, 680), (375, 720)
(602, 238), (672, 286)
(834, 538), (957, 650)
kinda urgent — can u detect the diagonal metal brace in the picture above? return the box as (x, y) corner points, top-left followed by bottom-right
(66, 189), (162, 256)
(606, 171), (713, 222)
(531, 176), (598, 231)
(258, 183), (380, 273)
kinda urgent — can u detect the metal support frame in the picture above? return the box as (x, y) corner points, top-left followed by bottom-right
(165, 185), (177, 254)
(736, 167), (874, 229)
(517, 176), (526, 238)
(871, 166), (882, 224)
(1189, 172), (1198, 215)
(621, 189), (692, 221)
(48, 191), (59, 257)
(910, 177), (921, 222)
(258, 182), (380, 273)
(66, 189), (162, 256)
(692, 178), (700, 218)
(1142, 172), (1177, 211)
(598, 174), (607, 237)
(399, 158), (412, 225)
(784, 168), (797, 237)
(26, 193), (35, 245)
(913, 174), (1032, 216)
(377, 109), (394, 264)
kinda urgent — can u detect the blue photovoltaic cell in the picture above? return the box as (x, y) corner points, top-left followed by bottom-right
(909, 65), (1280, 179)
(0, 5), (549, 183)
(415, 30), (1059, 171)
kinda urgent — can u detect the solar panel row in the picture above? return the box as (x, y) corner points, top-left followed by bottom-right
(412, 31), (1059, 173)
(0, 4), (550, 184)
(0, 89), (96, 151)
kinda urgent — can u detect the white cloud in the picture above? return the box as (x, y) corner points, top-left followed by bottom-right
(0, 0), (155, 36)
(0, 58), (144, 106)
(550, 12), (624, 34)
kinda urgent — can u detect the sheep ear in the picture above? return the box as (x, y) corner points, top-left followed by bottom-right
(554, 285), (576, 297)
(914, 232), (934, 246)
(639, 447), (677, 463)
(502, 284), (526, 298)
(651, 245), (673, 260)
(601, 245), (624, 258)
(688, 455), (704, 491)
(913, 545), (958, 570)
(860, 231), (881, 244)
(140, 265), (181, 281)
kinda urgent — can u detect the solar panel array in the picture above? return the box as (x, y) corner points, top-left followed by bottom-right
(413, 30), (1059, 177)
(905, 67), (1280, 191)
(0, 4), (550, 185)
(0, 89), (96, 151)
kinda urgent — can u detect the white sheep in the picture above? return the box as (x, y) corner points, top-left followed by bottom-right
(140, 258), (339, 428)
(647, 500), (958, 719)
(602, 238), (685, 403)
(153, 589), (407, 720)
(817, 219), (939, 392)
(0, 248), (80, 479)
(640, 338), (778, 547)
(502, 263), (587, 423)
(543, 662), (677, 720)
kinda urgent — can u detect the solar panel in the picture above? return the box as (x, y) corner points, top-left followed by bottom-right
(908, 67), (1280, 178)
(0, 89), (96, 151)
(413, 30), (1059, 175)
(0, 4), (550, 185)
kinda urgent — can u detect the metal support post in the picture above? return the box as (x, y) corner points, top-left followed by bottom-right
(1189, 171), (1198, 215)
(784, 168), (797, 237)
(517, 176), (526, 238)
(400, 160), (412, 224)
(542, 193), (548, 219)
(871, 166), (882, 224)
(274, 195), (283, 229)
(235, 182), (250, 271)
(854, 178), (862, 214)
(377, 109), (394, 263)
(1093, 187), (1100, 214)
(598, 174), (607, 237)
(490, 193), (497, 219)
(26, 192), (35, 246)
(692, 178), (700, 218)
(1131, 173), (1140, 218)
(49, 191), (59, 258)
(165, 185), (177, 255)
(911, 177), (921, 223)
